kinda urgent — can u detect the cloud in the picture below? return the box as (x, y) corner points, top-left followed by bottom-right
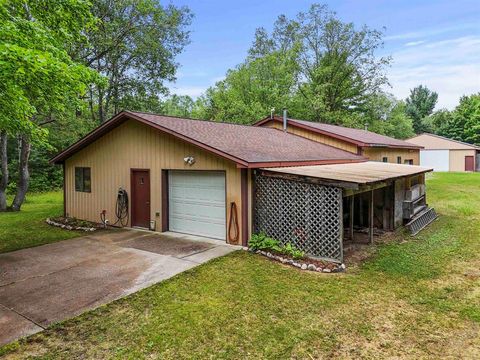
(404, 40), (425, 47)
(387, 36), (480, 109)
(385, 22), (478, 41)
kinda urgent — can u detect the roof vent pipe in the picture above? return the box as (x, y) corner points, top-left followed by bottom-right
(283, 108), (288, 131)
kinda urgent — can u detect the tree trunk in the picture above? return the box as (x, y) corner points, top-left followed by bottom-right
(10, 135), (31, 211)
(0, 130), (8, 211)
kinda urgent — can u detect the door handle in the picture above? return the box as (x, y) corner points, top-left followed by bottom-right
(146, 201), (150, 205)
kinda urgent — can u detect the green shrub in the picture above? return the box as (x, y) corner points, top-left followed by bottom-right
(248, 234), (305, 259)
(248, 232), (280, 251)
(281, 242), (305, 259)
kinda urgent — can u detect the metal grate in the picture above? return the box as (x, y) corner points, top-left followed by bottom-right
(254, 174), (343, 262)
(406, 207), (438, 235)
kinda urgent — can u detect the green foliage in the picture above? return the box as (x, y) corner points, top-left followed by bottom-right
(195, 3), (390, 126)
(443, 94), (480, 145)
(78, 0), (193, 122)
(161, 95), (195, 118)
(249, 233), (304, 259)
(280, 242), (305, 259)
(405, 85), (438, 134)
(0, 192), (81, 253)
(425, 94), (480, 146)
(193, 48), (300, 123)
(248, 232), (281, 252)
(0, 0), (102, 141)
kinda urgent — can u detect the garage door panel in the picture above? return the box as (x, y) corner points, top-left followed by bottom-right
(420, 150), (449, 171)
(168, 171), (226, 240)
(169, 201), (225, 222)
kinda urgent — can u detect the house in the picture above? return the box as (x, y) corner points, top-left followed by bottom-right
(406, 133), (480, 172)
(255, 115), (422, 165)
(51, 111), (434, 262)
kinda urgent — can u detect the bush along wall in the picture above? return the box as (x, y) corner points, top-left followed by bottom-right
(248, 233), (345, 273)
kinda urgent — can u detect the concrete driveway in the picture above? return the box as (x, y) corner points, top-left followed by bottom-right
(0, 230), (239, 346)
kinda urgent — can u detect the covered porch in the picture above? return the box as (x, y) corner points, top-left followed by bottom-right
(253, 162), (434, 263)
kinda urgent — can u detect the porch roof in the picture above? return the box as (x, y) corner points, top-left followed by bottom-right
(261, 161), (433, 187)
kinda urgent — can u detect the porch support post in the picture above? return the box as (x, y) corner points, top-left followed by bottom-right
(349, 195), (354, 241)
(369, 190), (374, 244)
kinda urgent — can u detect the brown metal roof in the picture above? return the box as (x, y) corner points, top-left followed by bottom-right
(51, 111), (365, 168)
(263, 161), (433, 186)
(255, 116), (423, 149)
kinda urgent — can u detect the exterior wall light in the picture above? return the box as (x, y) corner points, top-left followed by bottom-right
(184, 156), (195, 165)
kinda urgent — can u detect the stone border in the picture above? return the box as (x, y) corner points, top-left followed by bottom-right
(253, 250), (345, 273)
(46, 218), (97, 232)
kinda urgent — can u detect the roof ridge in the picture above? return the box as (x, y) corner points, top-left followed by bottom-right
(408, 132), (480, 149)
(127, 110), (270, 130)
(133, 111), (367, 159)
(270, 115), (421, 148)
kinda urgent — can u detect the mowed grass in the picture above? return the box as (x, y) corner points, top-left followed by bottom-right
(0, 192), (82, 254)
(2, 173), (480, 359)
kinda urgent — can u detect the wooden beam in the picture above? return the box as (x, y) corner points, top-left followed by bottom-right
(343, 181), (389, 197)
(349, 195), (354, 241)
(369, 190), (374, 244)
(259, 170), (359, 189)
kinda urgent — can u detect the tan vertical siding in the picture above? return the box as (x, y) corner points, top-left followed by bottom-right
(362, 148), (420, 165)
(449, 149), (476, 172)
(65, 119), (243, 245)
(262, 120), (358, 153)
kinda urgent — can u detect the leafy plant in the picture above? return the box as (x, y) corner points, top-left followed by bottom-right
(281, 242), (305, 259)
(249, 234), (305, 259)
(248, 232), (279, 251)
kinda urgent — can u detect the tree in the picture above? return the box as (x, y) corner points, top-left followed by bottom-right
(0, 0), (101, 210)
(249, 4), (391, 124)
(438, 94), (480, 145)
(337, 93), (414, 139)
(193, 48), (300, 123)
(77, 0), (193, 123)
(405, 85), (438, 133)
(161, 95), (195, 118)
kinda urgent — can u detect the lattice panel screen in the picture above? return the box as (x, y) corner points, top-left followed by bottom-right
(254, 174), (343, 262)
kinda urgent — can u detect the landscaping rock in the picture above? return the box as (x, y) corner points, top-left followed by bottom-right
(252, 247), (344, 274)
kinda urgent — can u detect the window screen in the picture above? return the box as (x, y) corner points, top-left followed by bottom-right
(75, 167), (91, 192)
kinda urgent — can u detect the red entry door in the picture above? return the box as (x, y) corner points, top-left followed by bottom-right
(131, 170), (150, 228)
(465, 156), (474, 172)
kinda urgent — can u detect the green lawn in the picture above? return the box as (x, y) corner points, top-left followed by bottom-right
(2, 173), (480, 359)
(0, 192), (82, 254)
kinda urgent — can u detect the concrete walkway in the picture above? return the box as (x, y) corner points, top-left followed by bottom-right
(0, 230), (239, 346)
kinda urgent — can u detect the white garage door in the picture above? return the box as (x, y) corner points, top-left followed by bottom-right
(420, 150), (450, 171)
(168, 171), (226, 240)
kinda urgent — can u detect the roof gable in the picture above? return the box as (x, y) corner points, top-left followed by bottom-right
(51, 111), (366, 168)
(406, 133), (480, 150)
(255, 116), (423, 150)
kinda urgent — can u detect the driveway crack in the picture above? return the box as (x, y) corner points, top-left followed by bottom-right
(0, 303), (45, 330)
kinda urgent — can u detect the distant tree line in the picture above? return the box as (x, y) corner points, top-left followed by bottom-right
(1, 1), (479, 209)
